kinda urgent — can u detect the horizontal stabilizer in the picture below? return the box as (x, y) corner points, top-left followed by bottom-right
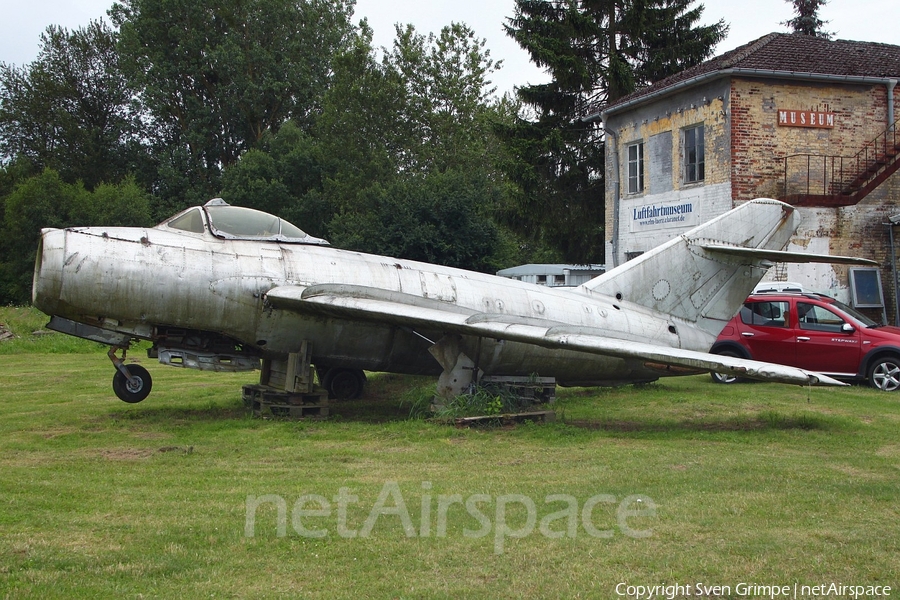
(699, 244), (878, 265)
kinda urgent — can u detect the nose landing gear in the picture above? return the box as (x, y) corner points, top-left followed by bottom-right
(108, 346), (153, 403)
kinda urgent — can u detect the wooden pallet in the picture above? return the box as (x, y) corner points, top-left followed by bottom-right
(252, 403), (329, 419)
(480, 375), (556, 404)
(242, 384), (329, 419)
(453, 410), (556, 428)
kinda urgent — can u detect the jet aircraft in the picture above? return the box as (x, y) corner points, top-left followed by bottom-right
(32, 197), (870, 403)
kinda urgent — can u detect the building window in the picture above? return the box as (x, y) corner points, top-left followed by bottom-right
(683, 125), (704, 183)
(627, 142), (644, 194)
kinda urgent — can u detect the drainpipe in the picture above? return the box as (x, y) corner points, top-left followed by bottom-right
(605, 125), (621, 268)
(888, 79), (897, 127)
(889, 215), (900, 326)
(893, 224), (899, 326)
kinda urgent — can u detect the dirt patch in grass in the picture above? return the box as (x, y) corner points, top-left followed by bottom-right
(565, 412), (835, 433)
(38, 427), (80, 439)
(108, 405), (249, 423)
(874, 444), (900, 458)
(94, 448), (156, 460)
(129, 431), (175, 440)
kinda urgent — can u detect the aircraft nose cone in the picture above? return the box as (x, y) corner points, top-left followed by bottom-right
(32, 228), (65, 314)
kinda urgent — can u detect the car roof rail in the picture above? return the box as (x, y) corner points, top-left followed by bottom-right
(755, 288), (803, 294)
(751, 290), (836, 302)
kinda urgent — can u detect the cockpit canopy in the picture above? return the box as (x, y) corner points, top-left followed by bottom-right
(159, 198), (329, 245)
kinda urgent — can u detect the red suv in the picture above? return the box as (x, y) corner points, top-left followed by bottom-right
(710, 292), (900, 390)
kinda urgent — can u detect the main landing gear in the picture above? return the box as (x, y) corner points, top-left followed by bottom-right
(108, 346), (152, 403)
(318, 367), (367, 400)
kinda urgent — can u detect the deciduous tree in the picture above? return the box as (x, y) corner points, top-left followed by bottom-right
(0, 21), (138, 189)
(110, 0), (355, 210)
(222, 22), (518, 271)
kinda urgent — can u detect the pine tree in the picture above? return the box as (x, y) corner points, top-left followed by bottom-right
(782, 0), (832, 38)
(501, 0), (726, 263)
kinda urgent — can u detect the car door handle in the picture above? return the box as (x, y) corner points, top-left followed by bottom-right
(797, 336), (810, 341)
(741, 332), (754, 337)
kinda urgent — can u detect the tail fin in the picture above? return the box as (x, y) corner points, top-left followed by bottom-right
(581, 198), (798, 337)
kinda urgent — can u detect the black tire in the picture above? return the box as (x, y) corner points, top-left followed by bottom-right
(112, 365), (153, 403)
(710, 349), (743, 384)
(867, 356), (900, 391)
(322, 368), (366, 400)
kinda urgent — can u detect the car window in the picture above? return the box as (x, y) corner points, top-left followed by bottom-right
(797, 302), (846, 333)
(830, 298), (878, 328)
(739, 301), (789, 327)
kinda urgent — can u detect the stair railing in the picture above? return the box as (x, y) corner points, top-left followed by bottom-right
(783, 118), (900, 200)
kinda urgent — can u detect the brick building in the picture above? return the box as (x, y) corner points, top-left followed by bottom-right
(595, 33), (900, 322)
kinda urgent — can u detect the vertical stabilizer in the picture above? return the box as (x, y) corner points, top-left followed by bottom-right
(581, 199), (799, 337)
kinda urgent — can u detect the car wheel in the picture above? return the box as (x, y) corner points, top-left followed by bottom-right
(868, 356), (900, 391)
(710, 349), (743, 384)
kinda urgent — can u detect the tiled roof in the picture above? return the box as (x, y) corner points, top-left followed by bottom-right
(600, 33), (900, 115)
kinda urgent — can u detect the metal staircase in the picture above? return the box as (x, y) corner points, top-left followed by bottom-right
(782, 119), (900, 207)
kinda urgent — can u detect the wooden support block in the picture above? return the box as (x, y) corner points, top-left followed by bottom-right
(242, 384), (329, 420)
(283, 341), (314, 393)
(453, 410), (556, 428)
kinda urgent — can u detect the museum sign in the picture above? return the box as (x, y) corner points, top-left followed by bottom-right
(777, 109), (835, 128)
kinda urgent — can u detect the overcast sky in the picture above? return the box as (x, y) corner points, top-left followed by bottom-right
(1, 0), (897, 96)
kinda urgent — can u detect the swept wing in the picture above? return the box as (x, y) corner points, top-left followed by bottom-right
(264, 284), (846, 387)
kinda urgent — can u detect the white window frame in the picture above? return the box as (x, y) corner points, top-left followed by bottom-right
(627, 141), (644, 194)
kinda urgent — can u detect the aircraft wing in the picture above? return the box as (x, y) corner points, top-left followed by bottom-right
(264, 284), (846, 387)
(698, 244), (878, 265)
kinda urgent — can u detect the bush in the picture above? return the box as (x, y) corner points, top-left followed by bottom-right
(0, 169), (153, 303)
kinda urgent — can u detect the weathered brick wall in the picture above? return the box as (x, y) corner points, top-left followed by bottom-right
(730, 77), (893, 200)
(736, 78), (900, 321)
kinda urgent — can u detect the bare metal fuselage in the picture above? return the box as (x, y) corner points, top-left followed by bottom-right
(33, 224), (710, 386)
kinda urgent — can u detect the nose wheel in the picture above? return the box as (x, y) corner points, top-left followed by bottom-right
(108, 346), (153, 403)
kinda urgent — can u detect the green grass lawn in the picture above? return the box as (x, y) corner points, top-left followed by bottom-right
(1, 308), (898, 598)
